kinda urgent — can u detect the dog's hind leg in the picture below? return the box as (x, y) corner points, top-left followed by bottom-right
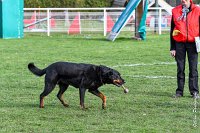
(39, 71), (58, 108)
(40, 82), (56, 108)
(57, 83), (69, 107)
(89, 89), (106, 109)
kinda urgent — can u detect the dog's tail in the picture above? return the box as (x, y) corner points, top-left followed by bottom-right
(28, 63), (46, 76)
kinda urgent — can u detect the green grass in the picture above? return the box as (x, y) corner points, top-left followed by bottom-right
(0, 33), (199, 132)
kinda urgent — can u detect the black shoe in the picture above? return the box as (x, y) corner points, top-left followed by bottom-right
(173, 93), (183, 98)
(192, 92), (200, 99)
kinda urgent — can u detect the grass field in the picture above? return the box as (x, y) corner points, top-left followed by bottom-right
(0, 33), (199, 132)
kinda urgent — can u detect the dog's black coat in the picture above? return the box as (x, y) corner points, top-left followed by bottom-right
(28, 62), (125, 109)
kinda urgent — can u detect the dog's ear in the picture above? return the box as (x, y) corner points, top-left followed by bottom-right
(99, 65), (112, 76)
(95, 66), (101, 73)
(95, 66), (102, 77)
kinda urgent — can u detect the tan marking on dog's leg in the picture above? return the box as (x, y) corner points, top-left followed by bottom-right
(40, 97), (44, 108)
(60, 94), (69, 107)
(99, 93), (106, 109)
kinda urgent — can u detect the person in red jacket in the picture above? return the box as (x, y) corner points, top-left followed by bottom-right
(170, 0), (200, 98)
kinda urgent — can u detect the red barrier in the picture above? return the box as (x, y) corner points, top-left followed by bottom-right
(50, 18), (56, 28)
(68, 15), (80, 34)
(24, 11), (56, 29)
(24, 11), (36, 29)
(107, 15), (114, 32)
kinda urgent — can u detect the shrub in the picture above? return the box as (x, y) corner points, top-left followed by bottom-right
(24, 0), (113, 8)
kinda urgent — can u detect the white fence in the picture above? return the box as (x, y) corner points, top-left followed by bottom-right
(24, 7), (171, 36)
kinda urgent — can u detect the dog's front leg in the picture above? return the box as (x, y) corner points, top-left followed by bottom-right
(79, 88), (86, 109)
(89, 89), (106, 109)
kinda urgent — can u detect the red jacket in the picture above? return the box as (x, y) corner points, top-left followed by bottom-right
(172, 1), (200, 42)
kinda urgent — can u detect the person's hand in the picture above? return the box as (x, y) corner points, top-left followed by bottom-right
(170, 50), (176, 58)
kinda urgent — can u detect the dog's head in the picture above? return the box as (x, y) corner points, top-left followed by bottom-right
(99, 65), (125, 87)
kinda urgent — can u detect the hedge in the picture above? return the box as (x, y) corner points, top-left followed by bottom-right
(24, 0), (113, 8)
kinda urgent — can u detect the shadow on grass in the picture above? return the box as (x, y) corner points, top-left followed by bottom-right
(144, 90), (195, 99)
(0, 101), (84, 110)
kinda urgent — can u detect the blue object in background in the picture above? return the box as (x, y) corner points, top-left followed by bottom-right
(0, 0), (24, 39)
(107, 0), (148, 41)
(138, 0), (148, 40)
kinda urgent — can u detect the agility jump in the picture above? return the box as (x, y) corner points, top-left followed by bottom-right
(107, 0), (148, 41)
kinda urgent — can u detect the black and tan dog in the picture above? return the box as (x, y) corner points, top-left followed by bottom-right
(28, 62), (125, 109)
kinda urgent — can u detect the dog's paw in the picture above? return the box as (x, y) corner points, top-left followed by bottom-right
(39, 105), (44, 108)
(63, 103), (69, 107)
(80, 107), (88, 110)
(80, 105), (88, 110)
(102, 103), (106, 110)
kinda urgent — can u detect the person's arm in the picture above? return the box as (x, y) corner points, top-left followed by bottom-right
(170, 16), (176, 57)
(170, 16), (176, 51)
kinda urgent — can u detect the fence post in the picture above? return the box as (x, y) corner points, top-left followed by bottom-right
(158, 8), (162, 35)
(79, 12), (81, 34)
(104, 8), (107, 36)
(47, 9), (50, 36)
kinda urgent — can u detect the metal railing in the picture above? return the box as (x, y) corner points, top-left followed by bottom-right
(24, 7), (171, 36)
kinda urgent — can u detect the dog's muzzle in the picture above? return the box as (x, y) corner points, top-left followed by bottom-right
(113, 79), (125, 87)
